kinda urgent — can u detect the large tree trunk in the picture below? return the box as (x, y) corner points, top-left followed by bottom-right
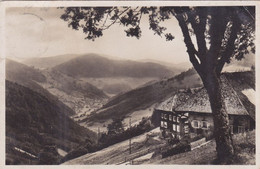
(202, 70), (234, 164)
(174, 8), (235, 163)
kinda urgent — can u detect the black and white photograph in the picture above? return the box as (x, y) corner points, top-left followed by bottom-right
(2, 2), (258, 166)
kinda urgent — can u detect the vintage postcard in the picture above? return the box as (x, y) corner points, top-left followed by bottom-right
(0, 1), (259, 168)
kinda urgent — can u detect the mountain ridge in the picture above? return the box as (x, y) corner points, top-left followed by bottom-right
(52, 53), (176, 78)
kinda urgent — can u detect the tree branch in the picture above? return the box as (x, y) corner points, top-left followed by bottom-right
(208, 7), (229, 63)
(216, 14), (240, 75)
(173, 11), (203, 77)
(101, 11), (111, 28)
(102, 7), (131, 30)
(188, 7), (207, 64)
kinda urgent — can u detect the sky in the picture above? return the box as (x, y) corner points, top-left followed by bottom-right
(6, 7), (191, 64)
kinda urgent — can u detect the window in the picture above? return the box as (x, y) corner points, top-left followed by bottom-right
(173, 124), (176, 131)
(184, 125), (189, 134)
(177, 117), (180, 123)
(164, 114), (167, 120)
(201, 121), (208, 129)
(173, 116), (176, 122)
(192, 120), (200, 128)
(164, 121), (168, 128)
(230, 125), (233, 134)
(238, 126), (245, 133)
(161, 113), (164, 119)
(169, 115), (172, 121)
(177, 125), (180, 132)
(161, 121), (168, 128)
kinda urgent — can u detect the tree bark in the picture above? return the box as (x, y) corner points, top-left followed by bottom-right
(202, 70), (234, 164)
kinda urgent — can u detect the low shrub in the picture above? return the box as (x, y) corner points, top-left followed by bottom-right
(231, 131), (255, 165)
(162, 142), (191, 158)
(61, 147), (88, 163)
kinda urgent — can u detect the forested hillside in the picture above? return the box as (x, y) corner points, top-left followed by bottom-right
(6, 81), (96, 165)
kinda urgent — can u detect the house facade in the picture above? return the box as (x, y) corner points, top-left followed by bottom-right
(153, 75), (255, 140)
(158, 110), (189, 139)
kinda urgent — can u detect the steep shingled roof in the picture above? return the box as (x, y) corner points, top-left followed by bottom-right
(156, 89), (195, 111)
(174, 75), (249, 116)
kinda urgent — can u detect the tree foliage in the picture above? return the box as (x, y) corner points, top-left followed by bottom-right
(61, 7), (254, 75)
(107, 117), (124, 135)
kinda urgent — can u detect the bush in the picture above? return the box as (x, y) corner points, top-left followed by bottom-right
(99, 117), (154, 148)
(61, 147), (88, 163)
(38, 152), (60, 165)
(190, 134), (204, 142)
(231, 131), (255, 164)
(162, 142), (191, 158)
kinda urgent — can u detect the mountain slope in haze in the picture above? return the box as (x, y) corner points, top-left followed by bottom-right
(6, 80), (96, 165)
(80, 77), (159, 97)
(139, 59), (192, 73)
(82, 68), (202, 125)
(223, 53), (255, 72)
(41, 69), (109, 117)
(82, 53), (255, 123)
(52, 54), (175, 78)
(22, 54), (81, 69)
(6, 59), (46, 83)
(6, 59), (75, 116)
(6, 59), (108, 116)
(42, 69), (108, 100)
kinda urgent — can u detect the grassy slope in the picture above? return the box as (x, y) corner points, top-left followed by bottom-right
(6, 81), (96, 165)
(82, 68), (202, 123)
(232, 130), (255, 164)
(62, 129), (255, 165)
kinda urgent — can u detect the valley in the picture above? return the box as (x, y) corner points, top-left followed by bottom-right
(6, 52), (255, 165)
(80, 68), (203, 132)
(7, 53), (189, 131)
(18, 53), (188, 124)
(40, 69), (109, 118)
